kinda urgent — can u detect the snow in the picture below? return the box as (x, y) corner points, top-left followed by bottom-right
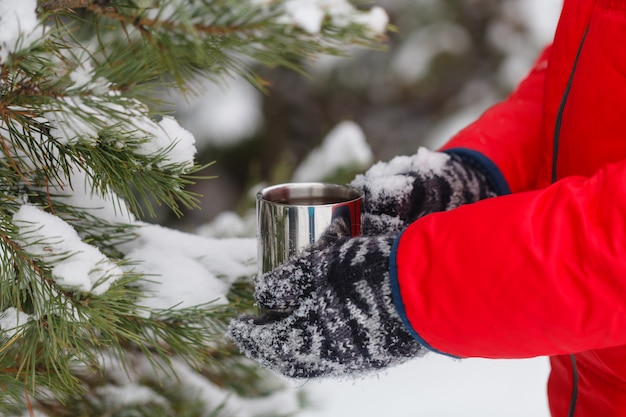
(350, 147), (450, 206)
(196, 210), (256, 238)
(97, 351), (302, 417)
(279, 0), (388, 35)
(13, 205), (124, 296)
(124, 245), (230, 310)
(352, 7), (389, 36)
(69, 62), (96, 89)
(173, 77), (264, 149)
(45, 97), (196, 169)
(49, 165), (135, 224)
(162, 357), (302, 417)
(134, 115), (197, 169)
(0, 307), (31, 338)
(298, 356), (550, 417)
(45, 96), (111, 144)
(358, 146), (449, 178)
(95, 384), (168, 409)
(65, 52), (110, 94)
(292, 120), (373, 181)
(118, 223), (256, 311)
(44, 96), (140, 145)
(0, 0), (39, 62)
(391, 22), (471, 84)
(282, 0), (327, 34)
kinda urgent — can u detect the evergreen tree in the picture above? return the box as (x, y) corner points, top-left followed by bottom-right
(0, 1), (388, 415)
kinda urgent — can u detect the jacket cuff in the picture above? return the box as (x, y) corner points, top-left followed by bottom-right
(442, 148), (511, 196)
(389, 231), (461, 358)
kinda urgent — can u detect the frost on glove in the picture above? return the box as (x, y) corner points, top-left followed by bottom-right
(227, 235), (423, 378)
(350, 147), (497, 235)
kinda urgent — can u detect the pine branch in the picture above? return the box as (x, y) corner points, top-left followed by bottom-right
(0, 1), (389, 415)
(38, 0), (95, 13)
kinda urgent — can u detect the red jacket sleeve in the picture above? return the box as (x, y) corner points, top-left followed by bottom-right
(390, 158), (626, 359)
(440, 47), (550, 193)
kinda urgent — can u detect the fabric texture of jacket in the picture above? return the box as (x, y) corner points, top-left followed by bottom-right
(390, 1), (626, 415)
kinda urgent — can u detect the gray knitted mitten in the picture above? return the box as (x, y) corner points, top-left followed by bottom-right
(350, 147), (497, 235)
(227, 235), (423, 378)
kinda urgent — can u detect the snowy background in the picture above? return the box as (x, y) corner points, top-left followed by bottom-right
(181, 1), (563, 416)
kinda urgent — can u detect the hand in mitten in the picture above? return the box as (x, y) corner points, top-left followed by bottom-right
(350, 147), (497, 235)
(227, 235), (423, 378)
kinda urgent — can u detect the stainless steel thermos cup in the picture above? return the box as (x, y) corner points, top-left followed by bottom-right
(256, 182), (364, 276)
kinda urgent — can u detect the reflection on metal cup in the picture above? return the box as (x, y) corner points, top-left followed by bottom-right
(256, 182), (363, 277)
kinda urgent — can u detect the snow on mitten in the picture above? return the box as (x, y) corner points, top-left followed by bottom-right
(227, 235), (423, 378)
(350, 147), (497, 235)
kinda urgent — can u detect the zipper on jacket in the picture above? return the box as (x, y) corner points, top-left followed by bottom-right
(567, 355), (579, 417)
(551, 25), (590, 183)
(551, 22), (590, 417)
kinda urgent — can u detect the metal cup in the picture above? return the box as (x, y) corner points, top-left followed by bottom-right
(256, 182), (363, 277)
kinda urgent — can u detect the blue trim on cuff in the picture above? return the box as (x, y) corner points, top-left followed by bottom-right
(389, 232), (460, 359)
(442, 148), (511, 196)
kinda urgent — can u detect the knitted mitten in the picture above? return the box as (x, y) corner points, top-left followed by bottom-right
(350, 147), (497, 235)
(227, 235), (423, 378)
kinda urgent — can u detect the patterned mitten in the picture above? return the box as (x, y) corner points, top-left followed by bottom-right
(227, 235), (423, 378)
(350, 147), (497, 235)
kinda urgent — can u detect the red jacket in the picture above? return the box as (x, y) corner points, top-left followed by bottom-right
(391, 1), (626, 415)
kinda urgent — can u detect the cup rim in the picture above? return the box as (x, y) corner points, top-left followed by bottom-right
(257, 182), (364, 206)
